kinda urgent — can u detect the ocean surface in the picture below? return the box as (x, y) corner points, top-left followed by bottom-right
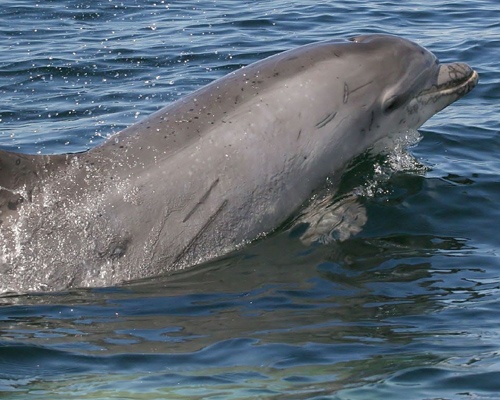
(0, 0), (498, 399)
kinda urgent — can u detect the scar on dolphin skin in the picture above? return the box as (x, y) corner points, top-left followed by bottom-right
(343, 80), (374, 104)
(173, 199), (229, 267)
(183, 178), (220, 223)
(343, 83), (349, 103)
(315, 112), (337, 129)
(447, 64), (469, 83)
(368, 111), (375, 131)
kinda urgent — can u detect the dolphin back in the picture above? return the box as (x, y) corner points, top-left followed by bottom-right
(0, 150), (39, 215)
(0, 149), (70, 216)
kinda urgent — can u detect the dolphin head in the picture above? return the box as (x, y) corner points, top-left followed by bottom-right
(343, 34), (478, 140)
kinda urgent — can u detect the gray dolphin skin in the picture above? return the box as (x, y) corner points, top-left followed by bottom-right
(0, 34), (478, 293)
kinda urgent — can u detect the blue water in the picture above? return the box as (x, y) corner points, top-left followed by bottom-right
(0, 0), (499, 399)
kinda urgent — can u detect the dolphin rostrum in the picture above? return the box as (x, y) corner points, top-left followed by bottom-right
(0, 34), (478, 293)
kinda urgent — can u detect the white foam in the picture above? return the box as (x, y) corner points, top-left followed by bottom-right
(355, 129), (428, 198)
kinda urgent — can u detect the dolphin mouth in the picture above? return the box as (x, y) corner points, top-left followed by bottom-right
(417, 63), (479, 103)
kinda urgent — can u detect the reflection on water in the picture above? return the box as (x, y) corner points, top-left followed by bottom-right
(1, 150), (498, 398)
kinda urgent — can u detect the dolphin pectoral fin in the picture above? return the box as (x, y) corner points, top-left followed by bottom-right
(296, 195), (367, 245)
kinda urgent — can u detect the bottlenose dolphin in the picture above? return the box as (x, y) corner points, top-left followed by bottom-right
(0, 34), (478, 293)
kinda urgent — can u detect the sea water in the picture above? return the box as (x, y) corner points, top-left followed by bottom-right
(0, 0), (499, 399)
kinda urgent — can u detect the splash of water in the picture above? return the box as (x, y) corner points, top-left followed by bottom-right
(355, 128), (428, 198)
(297, 129), (428, 245)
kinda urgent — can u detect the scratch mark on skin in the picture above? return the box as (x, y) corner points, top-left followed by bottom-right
(447, 64), (468, 82)
(344, 80), (373, 105)
(350, 80), (373, 94)
(146, 209), (176, 267)
(315, 112), (337, 129)
(368, 111), (375, 131)
(0, 186), (18, 195)
(297, 129), (302, 140)
(183, 178), (220, 222)
(173, 199), (228, 266)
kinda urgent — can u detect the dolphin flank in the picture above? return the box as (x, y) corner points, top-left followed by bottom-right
(0, 34), (478, 293)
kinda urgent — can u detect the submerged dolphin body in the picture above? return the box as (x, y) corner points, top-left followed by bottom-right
(0, 34), (477, 292)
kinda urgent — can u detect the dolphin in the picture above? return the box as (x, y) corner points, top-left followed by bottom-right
(0, 34), (478, 293)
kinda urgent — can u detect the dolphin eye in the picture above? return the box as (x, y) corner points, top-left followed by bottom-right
(383, 95), (400, 113)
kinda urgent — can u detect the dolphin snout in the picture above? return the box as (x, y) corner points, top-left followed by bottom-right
(437, 62), (477, 89)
